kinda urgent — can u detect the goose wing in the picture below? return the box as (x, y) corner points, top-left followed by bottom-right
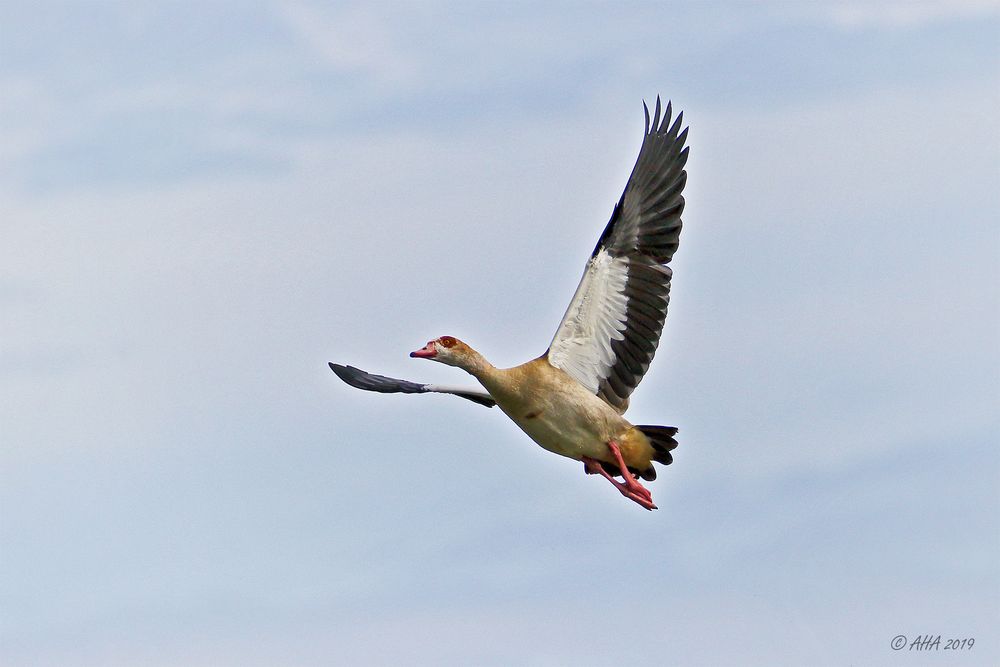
(546, 98), (688, 412)
(329, 363), (496, 408)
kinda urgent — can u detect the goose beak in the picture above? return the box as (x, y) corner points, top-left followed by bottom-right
(410, 342), (437, 359)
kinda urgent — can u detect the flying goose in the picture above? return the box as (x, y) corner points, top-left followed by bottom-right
(330, 98), (688, 510)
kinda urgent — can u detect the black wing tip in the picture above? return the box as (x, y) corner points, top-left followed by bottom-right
(642, 96), (688, 140)
(329, 362), (367, 380)
(328, 362), (427, 394)
(328, 362), (365, 385)
(591, 97), (688, 260)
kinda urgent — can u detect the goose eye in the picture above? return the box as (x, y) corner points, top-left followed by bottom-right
(440, 336), (457, 348)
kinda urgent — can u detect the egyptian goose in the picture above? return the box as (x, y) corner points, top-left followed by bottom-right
(331, 98), (688, 510)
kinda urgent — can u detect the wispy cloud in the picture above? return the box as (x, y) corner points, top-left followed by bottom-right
(275, 1), (418, 85)
(823, 0), (999, 30)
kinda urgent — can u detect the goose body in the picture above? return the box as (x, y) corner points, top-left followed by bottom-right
(475, 357), (655, 472)
(330, 98), (688, 510)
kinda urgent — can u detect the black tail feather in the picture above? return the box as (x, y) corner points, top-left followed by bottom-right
(638, 425), (678, 467)
(604, 425), (679, 482)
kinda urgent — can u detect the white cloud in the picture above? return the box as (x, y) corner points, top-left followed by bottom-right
(806, 0), (999, 30)
(0, 76), (70, 164)
(275, 1), (418, 86)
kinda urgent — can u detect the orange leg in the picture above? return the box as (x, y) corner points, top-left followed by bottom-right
(583, 439), (657, 511)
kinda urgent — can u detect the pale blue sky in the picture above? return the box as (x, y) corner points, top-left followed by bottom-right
(2, 2), (998, 665)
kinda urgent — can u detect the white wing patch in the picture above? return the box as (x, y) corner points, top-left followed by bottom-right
(547, 248), (630, 394)
(424, 384), (495, 401)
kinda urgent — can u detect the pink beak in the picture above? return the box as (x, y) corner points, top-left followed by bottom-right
(410, 342), (437, 359)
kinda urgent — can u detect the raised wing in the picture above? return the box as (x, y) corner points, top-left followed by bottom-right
(329, 363), (496, 408)
(547, 98), (688, 412)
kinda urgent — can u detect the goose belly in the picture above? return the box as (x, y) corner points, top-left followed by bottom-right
(500, 395), (624, 461)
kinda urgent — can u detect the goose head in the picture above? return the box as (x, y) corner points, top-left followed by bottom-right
(410, 335), (475, 369)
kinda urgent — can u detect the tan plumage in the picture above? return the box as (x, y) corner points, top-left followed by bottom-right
(444, 347), (657, 477)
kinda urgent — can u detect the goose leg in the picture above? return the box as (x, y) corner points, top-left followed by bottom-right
(583, 440), (657, 510)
